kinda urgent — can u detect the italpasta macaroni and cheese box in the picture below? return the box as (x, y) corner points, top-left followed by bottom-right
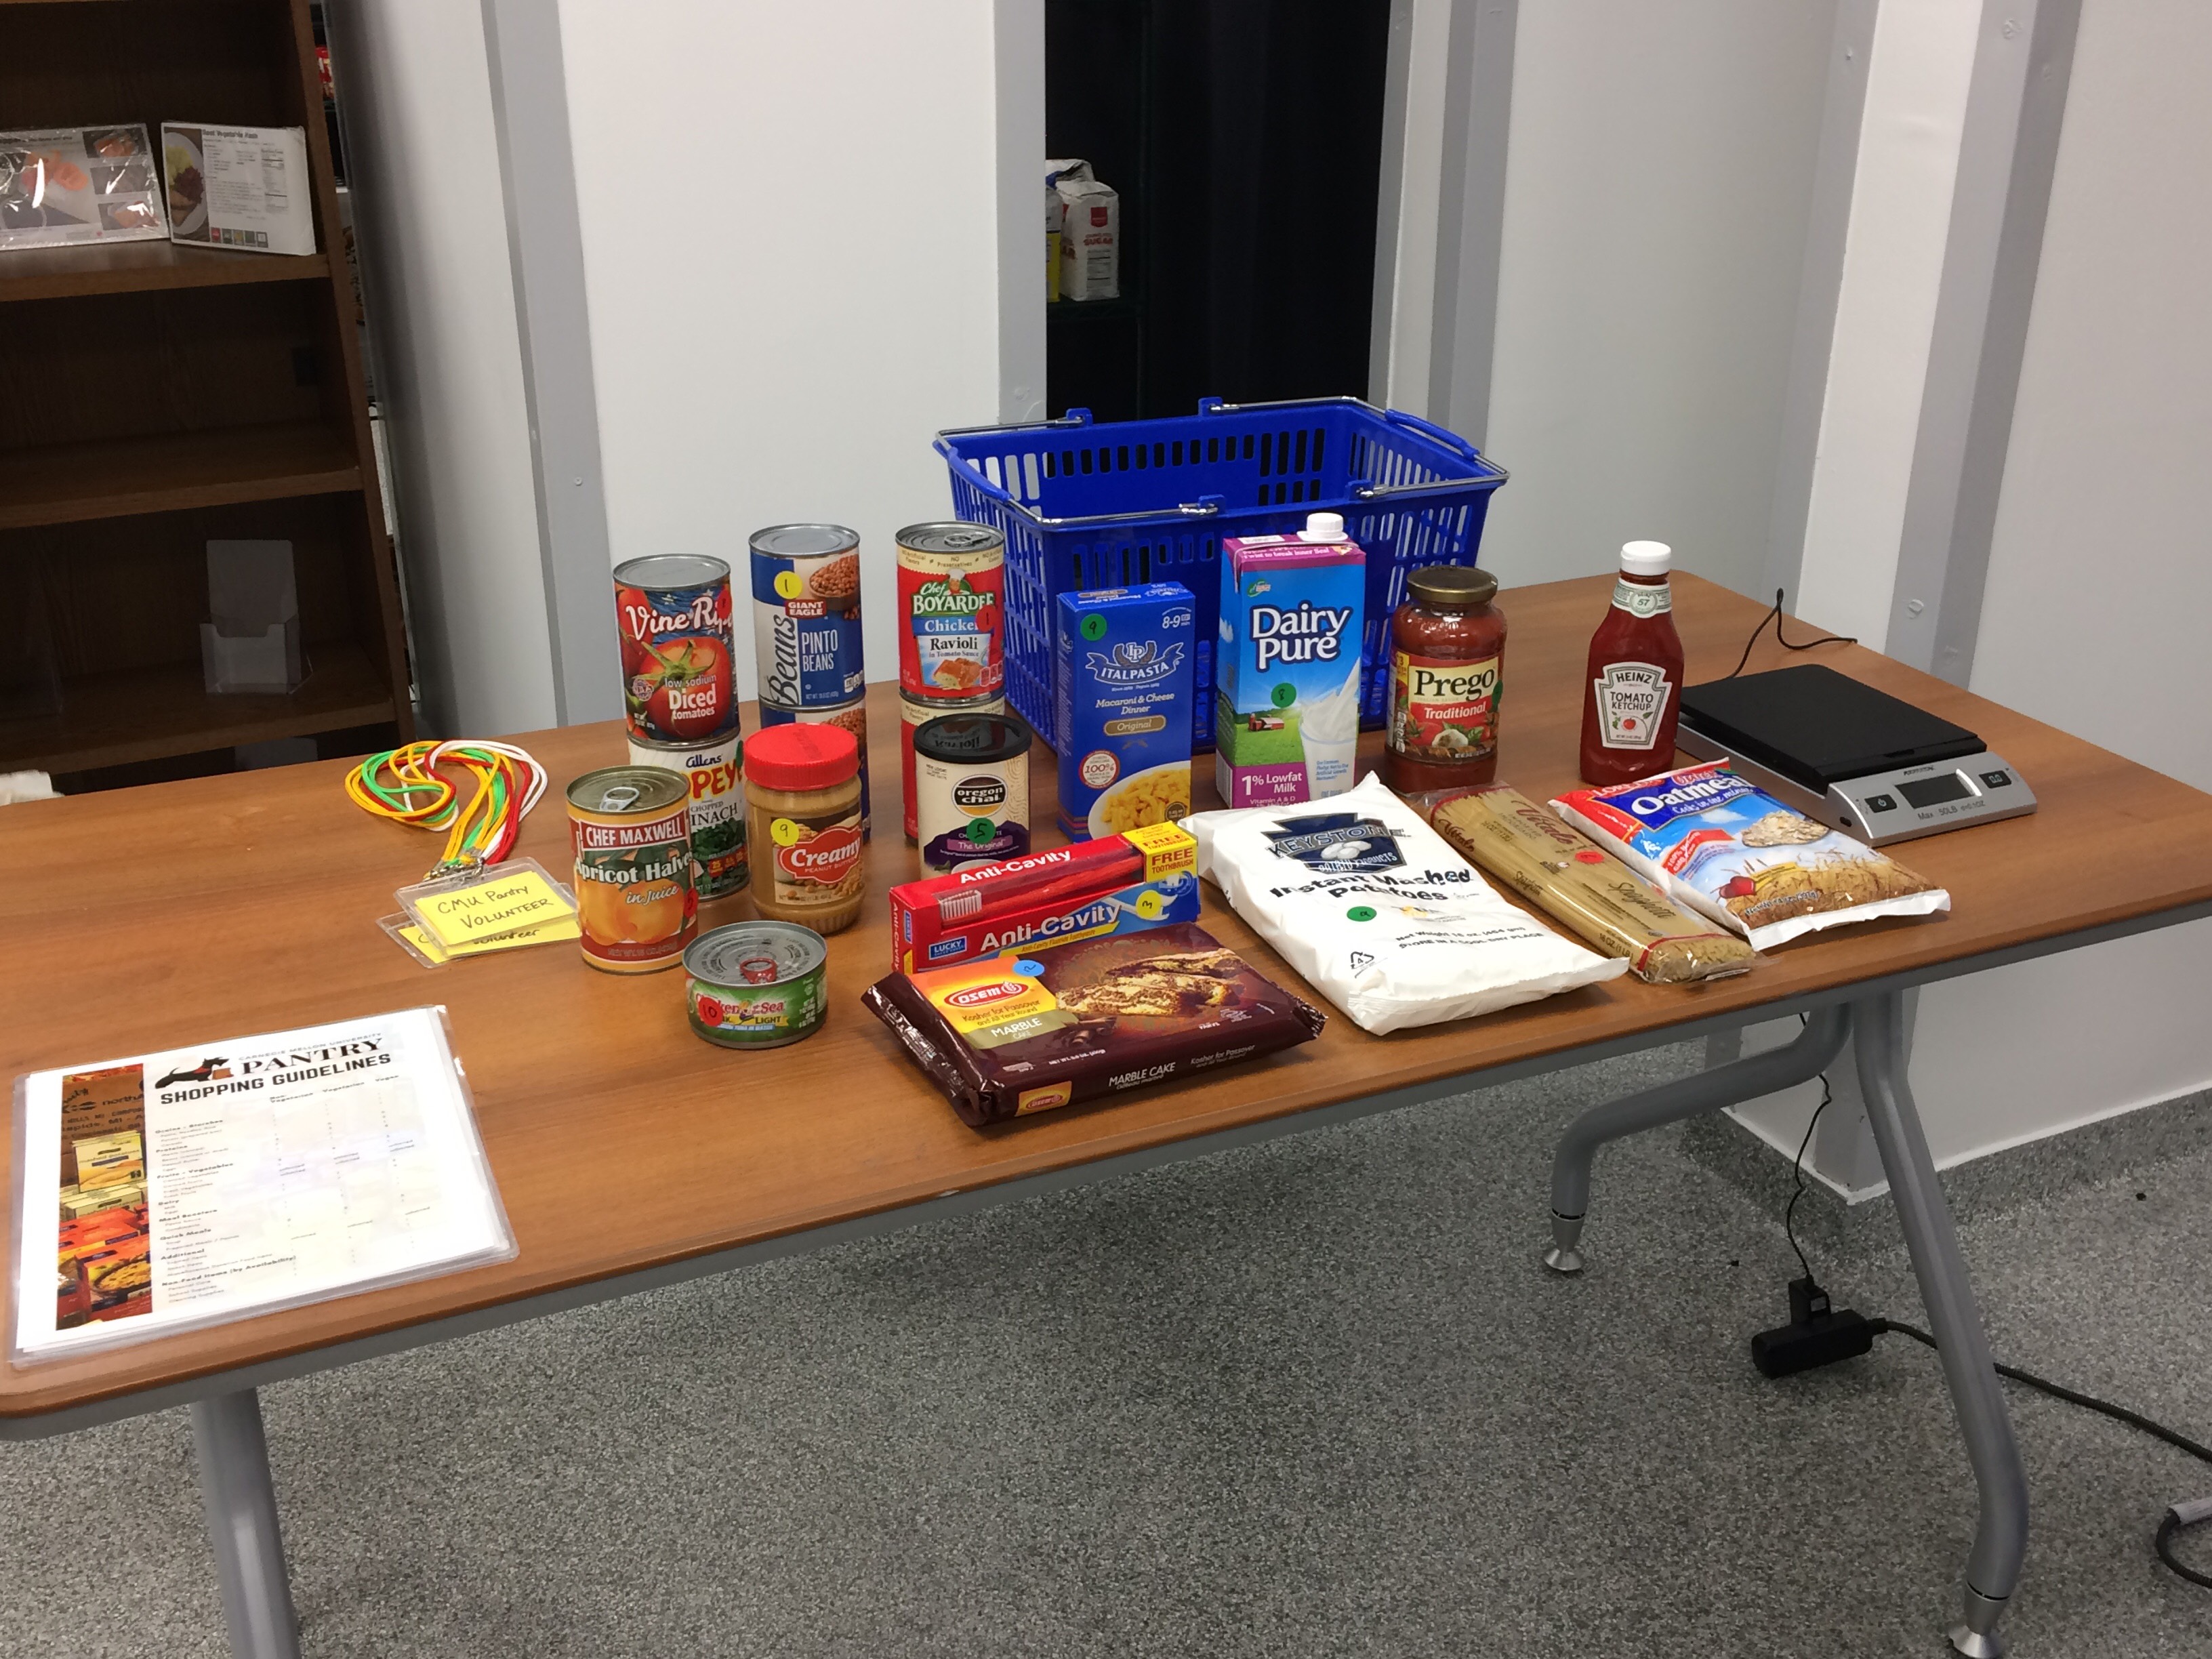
(888, 823), (1199, 975)
(1054, 582), (1195, 838)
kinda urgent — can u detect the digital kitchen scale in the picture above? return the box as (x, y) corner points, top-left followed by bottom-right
(1676, 664), (2036, 846)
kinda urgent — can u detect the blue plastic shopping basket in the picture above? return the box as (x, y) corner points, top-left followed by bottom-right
(935, 396), (1508, 747)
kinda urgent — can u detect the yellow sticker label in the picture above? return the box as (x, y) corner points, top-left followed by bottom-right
(774, 570), (803, 600)
(408, 867), (578, 947)
(396, 915), (581, 964)
(771, 816), (806, 847)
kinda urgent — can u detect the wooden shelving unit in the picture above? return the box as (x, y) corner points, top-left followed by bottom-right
(0, 0), (412, 785)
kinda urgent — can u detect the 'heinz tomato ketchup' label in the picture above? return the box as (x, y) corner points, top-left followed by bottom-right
(612, 555), (735, 743)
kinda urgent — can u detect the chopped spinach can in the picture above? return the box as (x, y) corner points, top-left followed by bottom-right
(684, 922), (829, 1050)
(628, 729), (746, 899)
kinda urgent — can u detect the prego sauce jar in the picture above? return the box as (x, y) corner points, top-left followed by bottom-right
(1382, 565), (1507, 792)
(744, 722), (867, 935)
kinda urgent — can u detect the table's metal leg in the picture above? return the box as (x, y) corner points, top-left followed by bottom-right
(1852, 989), (2027, 1659)
(1541, 1003), (1851, 1272)
(190, 1389), (301, 1659)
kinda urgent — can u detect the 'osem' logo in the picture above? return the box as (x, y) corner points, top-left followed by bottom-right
(946, 979), (1030, 1009)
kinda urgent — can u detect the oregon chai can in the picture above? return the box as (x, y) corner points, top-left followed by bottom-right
(896, 522), (1005, 701)
(914, 712), (1031, 874)
(567, 766), (696, 973)
(758, 695), (871, 840)
(684, 922), (829, 1050)
(750, 524), (865, 709)
(899, 687), (1004, 842)
(613, 554), (735, 743)
(628, 729), (746, 900)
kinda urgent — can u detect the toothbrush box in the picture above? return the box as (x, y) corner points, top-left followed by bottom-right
(1214, 531), (1367, 808)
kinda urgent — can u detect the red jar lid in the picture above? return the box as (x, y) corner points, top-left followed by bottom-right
(744, 722), (858, 792)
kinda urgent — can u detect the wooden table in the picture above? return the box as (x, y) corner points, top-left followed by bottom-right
(6, 575), (2211, 1658)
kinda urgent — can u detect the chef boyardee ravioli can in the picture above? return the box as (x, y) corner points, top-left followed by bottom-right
(568, 766), (695, 974)
(684, 922), (829, 1049)
(896, 522), (1005, 701)
(628, 729), (746, 899)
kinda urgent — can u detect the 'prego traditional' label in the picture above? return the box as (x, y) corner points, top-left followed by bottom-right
(1388, 650), (1500, 766)
(1593, 661), (1673, 750)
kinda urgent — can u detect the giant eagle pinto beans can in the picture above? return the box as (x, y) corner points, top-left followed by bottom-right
(684, 922), (829, 1050)
(900, 687), (1005, 842)
(627, 729), (746, 899)
(612, 554), (735, 743)
(758, 695), (871, 839)
(896, 522), (1006, 701)
(567, 766), (697, 973)
(750, 524), (865, 710)
(914, 712), (1032, 874)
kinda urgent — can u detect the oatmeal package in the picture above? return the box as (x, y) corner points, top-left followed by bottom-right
(1552, 762), (1949, 951)
(864, 922), (1324, 1127)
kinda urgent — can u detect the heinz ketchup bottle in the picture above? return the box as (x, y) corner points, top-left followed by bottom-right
(1578, 540), (1684, 785)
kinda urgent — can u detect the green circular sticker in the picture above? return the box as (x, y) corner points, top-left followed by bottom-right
(965, 817), (996, 844)
(1271, 682), (1298, 709)
(1347, 905), (1376, 922)
(1080, 613), (1107, 642)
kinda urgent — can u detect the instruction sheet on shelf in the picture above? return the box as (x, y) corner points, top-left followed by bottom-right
(11, 1006), (514, 1366)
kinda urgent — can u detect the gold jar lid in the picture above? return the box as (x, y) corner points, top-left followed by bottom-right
(1407, 565), (1498, 609)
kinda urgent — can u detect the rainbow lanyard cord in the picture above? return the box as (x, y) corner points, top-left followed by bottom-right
(346, 740), (547, 878)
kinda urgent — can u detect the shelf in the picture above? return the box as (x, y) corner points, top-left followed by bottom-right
(0, 241), (330, 303)
(0, 422), (361, 530)
(1047, 295), (1146, 323)
(0, 639), (394, 775)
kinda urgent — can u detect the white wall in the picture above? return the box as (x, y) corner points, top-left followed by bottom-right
(1793, 0), (1982, 648)
(327, 0), (552, 736)
(1477, 1), (1836, 598)
(1734, 0), (2212, 1190)
(554, 0), (1033, 706)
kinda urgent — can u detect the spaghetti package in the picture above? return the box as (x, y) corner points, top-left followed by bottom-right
(865, 922), (1324, 1127)
(1412, 786), (1754, 984)
(1552, 762), (1949, 951)
(1183, 774), (1625, 1034)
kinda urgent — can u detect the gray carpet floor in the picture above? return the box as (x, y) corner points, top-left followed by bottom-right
(6, 1041), (2211, 1658)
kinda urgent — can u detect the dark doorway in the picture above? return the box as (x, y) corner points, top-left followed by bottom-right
(1045, 0), (1394, 423)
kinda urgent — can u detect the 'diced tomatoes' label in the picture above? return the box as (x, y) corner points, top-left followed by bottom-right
(899, 563), (1004, 697)
(617, 579), (734, 743)
(1388, 650), (1500, 765)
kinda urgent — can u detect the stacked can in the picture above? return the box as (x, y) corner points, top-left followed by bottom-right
(613, 554), (747, 899)
(750, 524), (870, 838)
(895, 522), (1008, 842)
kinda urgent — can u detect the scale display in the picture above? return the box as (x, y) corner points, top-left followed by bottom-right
(1676, 665), (2036, 846)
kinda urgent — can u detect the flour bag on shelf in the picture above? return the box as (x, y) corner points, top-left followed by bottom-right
(1183, 774), (1625, 1035)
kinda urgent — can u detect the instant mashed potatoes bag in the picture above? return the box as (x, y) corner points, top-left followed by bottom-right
(1183, 775), (1625, 1034)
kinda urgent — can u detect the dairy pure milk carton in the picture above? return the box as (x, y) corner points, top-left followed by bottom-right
(1214, 514), (1366, 807)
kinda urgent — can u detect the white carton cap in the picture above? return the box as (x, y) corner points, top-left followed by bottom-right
(1299, 512), (1347, 541)
(1619, 539), (1672, 575)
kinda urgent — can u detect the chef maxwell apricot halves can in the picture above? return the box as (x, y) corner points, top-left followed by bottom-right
(567, 766), (697, 974)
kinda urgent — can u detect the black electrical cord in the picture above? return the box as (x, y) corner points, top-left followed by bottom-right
(1778, 1082), (2212, 1591)
(1870, 1318), (2212, 1590)
(1782, 1070), (1834, 1288)
(1725, 588), (1858, 679)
